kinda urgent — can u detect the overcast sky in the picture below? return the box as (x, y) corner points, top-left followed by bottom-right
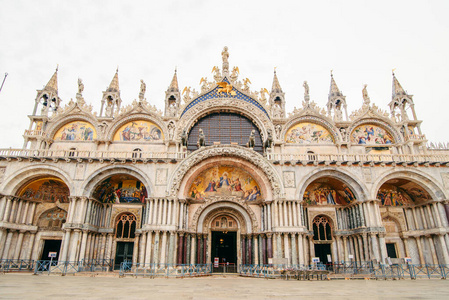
(0, 0), (448, 148)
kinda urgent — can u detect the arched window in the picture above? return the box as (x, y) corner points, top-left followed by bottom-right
(115, 213), (137, 239)
(307, 151), (316, 160)
(68, 147), (77, 157)
(132, 148), (142, 158)
(187, 112), (263, 153)
(37, 208), (67, 230)
(312, 215), (332, 241)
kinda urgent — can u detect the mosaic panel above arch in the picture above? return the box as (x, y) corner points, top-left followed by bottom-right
(54, 121), (96, 141)
(303, 177), (356, 205)
(113, 120), (163, 142)
(92, 174), (148, 204)
(285, 122), (334, 144)
(377, 179), (432, 206)
(188, 165), (262, 202)
(350, 124), (394, 145)
(17, 177), (69, 203)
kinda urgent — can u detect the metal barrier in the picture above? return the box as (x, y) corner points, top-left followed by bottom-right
(34, 260), (82, 275)
(239, 263), (449, 280)
(80, 259), (114, 272)
(0, 259), (34, 272)
(213, 263), (237, 273)
(119, 262), (212, 278)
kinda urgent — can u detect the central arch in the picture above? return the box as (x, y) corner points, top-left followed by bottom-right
(167, 145), (283, 200)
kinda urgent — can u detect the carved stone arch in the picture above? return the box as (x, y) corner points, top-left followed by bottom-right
(0, 165), (74, 196)
(371, 169), (448, 201)
(80, 165), (153, 198)
(381, 212), (404, 233)
(46, 113), (99, 140)
(176, 98), (274, 141)
(192, 198), (258, 234)
(167, 145), (283, 200)
(347, 118), (403, 144)
(296, 167), (369, 203)
(106, 113), (168, 143)
(282, 115), (341, 143)
(111, 210), (138, 230)
(201, 207), (247, 234)
(178, 156), (273, 202)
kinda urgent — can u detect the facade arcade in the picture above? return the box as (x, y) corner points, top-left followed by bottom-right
(1, 47), (449, 271)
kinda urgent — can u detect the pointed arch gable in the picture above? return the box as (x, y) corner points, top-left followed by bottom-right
(371, 169), (448, 201)
(46, 114), (99, 142)
(106, 113), (168, 143)
(348, 118), (403, 145)
(282, 115), (339, 144)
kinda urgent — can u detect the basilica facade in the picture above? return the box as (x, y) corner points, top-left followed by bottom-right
(1, 47), (449, 271)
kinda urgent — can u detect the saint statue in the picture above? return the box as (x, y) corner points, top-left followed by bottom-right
(78, 78), (84, 94)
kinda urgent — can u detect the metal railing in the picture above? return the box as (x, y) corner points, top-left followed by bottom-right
(79, 259), (114, 272)
(33, 259), (114, 275)
(0, 259), (34, 272)
(119, 262), (212, 278)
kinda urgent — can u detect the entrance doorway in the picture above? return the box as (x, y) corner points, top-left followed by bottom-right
(386, 243), (397, 258)
(114, 242), (134, 270)
(211, 231), (237, 273)
(314, 243), (331, 265)
(40, 239), (62, 261)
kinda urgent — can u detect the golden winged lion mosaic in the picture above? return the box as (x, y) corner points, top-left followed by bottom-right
(216, 82), (236, 96)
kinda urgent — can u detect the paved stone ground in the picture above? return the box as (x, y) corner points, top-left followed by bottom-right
(1, 273), (449, 299)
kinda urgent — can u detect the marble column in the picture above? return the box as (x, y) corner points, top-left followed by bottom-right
(438, 234), (449, 264)
(78, 230), (89, 261)
(138, 232), (146, 264)
(25, 232), (36, 260)
(190, 234), (196, 265)
(1, 230), (14, 259)
(343, 236), (348, 261)
(291, 234), (297, 265)
(357, 235), (365, 261)
(428, 236), (438, 264)
(153, 231), (160, 265)
(133, 234), (140, 264)
(415, 236), (425, 265)
(168, 232), (176, 264)
(60, 229), (72, 262)
(309, 236), (315, 264)
(13, 231), (25, 260)
(160, 232), (167, 264)
(105, 234), (114, 260)
(145, 231), (153, 264)
(267, 234), (273, 261)
(254, 235), (259, 265)
(283, 234), (289, 265)
(241, 235), (246, 265)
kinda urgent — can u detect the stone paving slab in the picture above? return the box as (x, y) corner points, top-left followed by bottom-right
(0, 273), (448, 299)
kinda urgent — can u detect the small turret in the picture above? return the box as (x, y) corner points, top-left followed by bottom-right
(389, 72), (416, 122)
(33, 66), (61, 116)
(327, 72), (348, 121)
(269, 69), (285, 118)
(165, 69), (180, 117)
(100, 69), (122, 118)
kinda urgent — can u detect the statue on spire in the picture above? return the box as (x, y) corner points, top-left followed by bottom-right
(303, 81), (310, 103)
(139, 79), (146, 101)
(362, 84), (370, 109)
(222, 46), (229, 75)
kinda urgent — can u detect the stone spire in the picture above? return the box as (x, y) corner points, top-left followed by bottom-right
(389, 71), (415, 121)
(32, 66), (61, 116)
(327, 71), (347, 121)
(100, 69), (122, 118)
(271, 69), (283, 93)
(392, 71), (407, 99)
(165, 68), (181, 117)
(107, 68), (120, 93)
(44, 66), (59, 94)
(269, 69), (285, 119)
(168, 68), (179, 91)
(328, 72), (343, 100)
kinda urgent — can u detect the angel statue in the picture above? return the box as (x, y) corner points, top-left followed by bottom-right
(182, 86), (192, 103)
(362, 84), (370, 106)
(303, 81), (310, 103)
(139, 80), (146, 100)
(230, 66), (240, 82)
(259, 88), (268, 104)
(212, 66), (221, 82)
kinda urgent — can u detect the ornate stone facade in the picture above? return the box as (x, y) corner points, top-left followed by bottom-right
(1, 48), (449, 270)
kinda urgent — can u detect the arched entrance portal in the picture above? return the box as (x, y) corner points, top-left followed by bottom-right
(210, 215), (238, 272)
(196, 201), (256, 273)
